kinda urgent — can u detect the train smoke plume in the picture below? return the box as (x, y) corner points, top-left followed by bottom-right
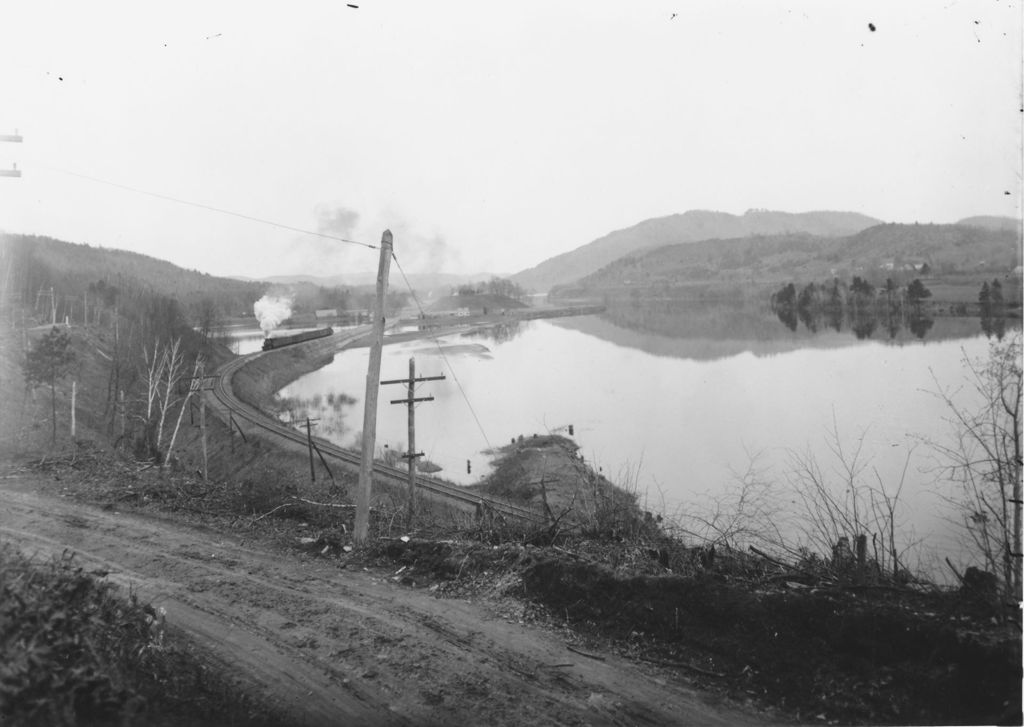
(254, 294), (293, 334)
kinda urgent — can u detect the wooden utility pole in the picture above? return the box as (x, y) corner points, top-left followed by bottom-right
(227, 411), (247, 451)
(306, 417), (318, 482)
(189, 365), (217, 481)
(354, 230), (393, 544)
(200, 379), (207, 480)
(280, 416), (330, 484)
(382, 357), (445, 528)
(118, 389), (126, 444)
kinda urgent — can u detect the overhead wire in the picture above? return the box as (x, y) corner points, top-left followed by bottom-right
(390, 250), (494, 453)
(28, 162), (379, 250)
(22, 159), (494, 458)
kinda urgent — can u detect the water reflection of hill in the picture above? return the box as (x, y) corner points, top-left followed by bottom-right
(551, 300), (1011, 361)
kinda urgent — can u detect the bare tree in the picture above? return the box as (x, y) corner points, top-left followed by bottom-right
(163, 355), (203, 469)
(194, 297), (218, 341)
(784, 416), (919, 577)
(141, 339), (166, 422)
(786, 417), (873, 559)
(681, 450), (791, 555)
(929, 333), (1022, 600)
(154, 338), (184, 450)
(867, 449), (915, 578)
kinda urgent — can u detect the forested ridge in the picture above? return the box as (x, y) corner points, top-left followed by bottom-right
(1, 234), (266, 330)
(513, 209), (882, 293)
(552, 222), (1022, 298)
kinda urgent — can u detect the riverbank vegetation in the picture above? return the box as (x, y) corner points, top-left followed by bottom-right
(770, 275), (1018, 341)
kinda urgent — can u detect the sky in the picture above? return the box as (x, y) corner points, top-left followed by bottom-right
(1, 1), (1021, 280)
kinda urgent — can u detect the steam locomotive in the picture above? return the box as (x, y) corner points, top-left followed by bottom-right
(261, 327), (333, 351)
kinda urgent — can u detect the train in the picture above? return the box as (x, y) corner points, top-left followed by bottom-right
(262, 327), (333, 351)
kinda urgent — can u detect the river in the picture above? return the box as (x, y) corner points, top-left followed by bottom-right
(257, 305), (1017, 577)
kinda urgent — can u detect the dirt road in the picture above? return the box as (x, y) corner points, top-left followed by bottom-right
(0, 479), (770, 726)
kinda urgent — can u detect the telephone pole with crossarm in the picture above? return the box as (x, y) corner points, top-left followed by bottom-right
(381, 357), (445, 528)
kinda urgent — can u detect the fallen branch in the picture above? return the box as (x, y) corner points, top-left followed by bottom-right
(638, 656), (726, 678)
(748, 545), (795, 569)
(566, 644), (605, 661)
(748, 546), (816, 579)
(293, 496), (357, 510)
(553, 545), (585, 560)
(251, 501), (298, 523)
(252, 496), (364, 525)
(838, 583), (926, 594)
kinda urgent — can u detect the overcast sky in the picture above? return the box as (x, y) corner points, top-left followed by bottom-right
(1, 1), (1021, 279)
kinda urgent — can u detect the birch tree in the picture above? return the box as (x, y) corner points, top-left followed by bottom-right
(141, 339), (166, 422)
(163, 355), (203, 469)
(154, 338), (184, 450)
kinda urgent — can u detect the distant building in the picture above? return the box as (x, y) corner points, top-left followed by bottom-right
(880, 259), (927, 272)
(315, 308), (337, 319)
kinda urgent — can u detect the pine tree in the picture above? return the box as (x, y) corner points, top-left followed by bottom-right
(23, 327), (77, 443)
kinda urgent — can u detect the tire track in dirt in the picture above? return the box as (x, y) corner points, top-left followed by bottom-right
(0, 480), (773, 726)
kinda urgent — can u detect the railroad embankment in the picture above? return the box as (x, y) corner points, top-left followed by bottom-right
(230, 330), (360, 410)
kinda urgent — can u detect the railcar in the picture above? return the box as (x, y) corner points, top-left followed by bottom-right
(261, 327), (333, 351)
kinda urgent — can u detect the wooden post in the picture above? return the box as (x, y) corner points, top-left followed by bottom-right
(306, 417), (316, 483)
(199, 364), (208, 482)
(70, 380), (76, 439)
(406, 357), (416, 527)
(310, 439), (335, 483)
(118, 389), (126, 442)
(856, 533), (867, 569)
(354, 230), (393, 544)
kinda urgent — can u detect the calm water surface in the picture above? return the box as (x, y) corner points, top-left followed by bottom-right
(272, 311), (1013, 573)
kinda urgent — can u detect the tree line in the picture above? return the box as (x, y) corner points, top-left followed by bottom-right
(770, 276), (935, 340)
(454, 277), (527, 301)
(5, 236), (315, 459)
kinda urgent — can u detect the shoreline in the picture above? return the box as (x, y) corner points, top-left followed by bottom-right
(230, 305), (605, 410)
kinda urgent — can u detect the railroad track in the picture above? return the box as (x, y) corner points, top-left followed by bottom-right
(207, 328), (544, 524)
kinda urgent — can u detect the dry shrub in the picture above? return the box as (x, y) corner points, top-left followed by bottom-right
(0, 543), (278, 726)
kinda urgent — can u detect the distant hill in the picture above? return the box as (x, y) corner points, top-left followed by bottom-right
(511, 209), (883, 293)
(841, 223), (1020, 265)
(956, 216), (1021, 232)
(1, 234), (264, 310)
(0, 234), (272, 348)
(553, 223), (1022, 298)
